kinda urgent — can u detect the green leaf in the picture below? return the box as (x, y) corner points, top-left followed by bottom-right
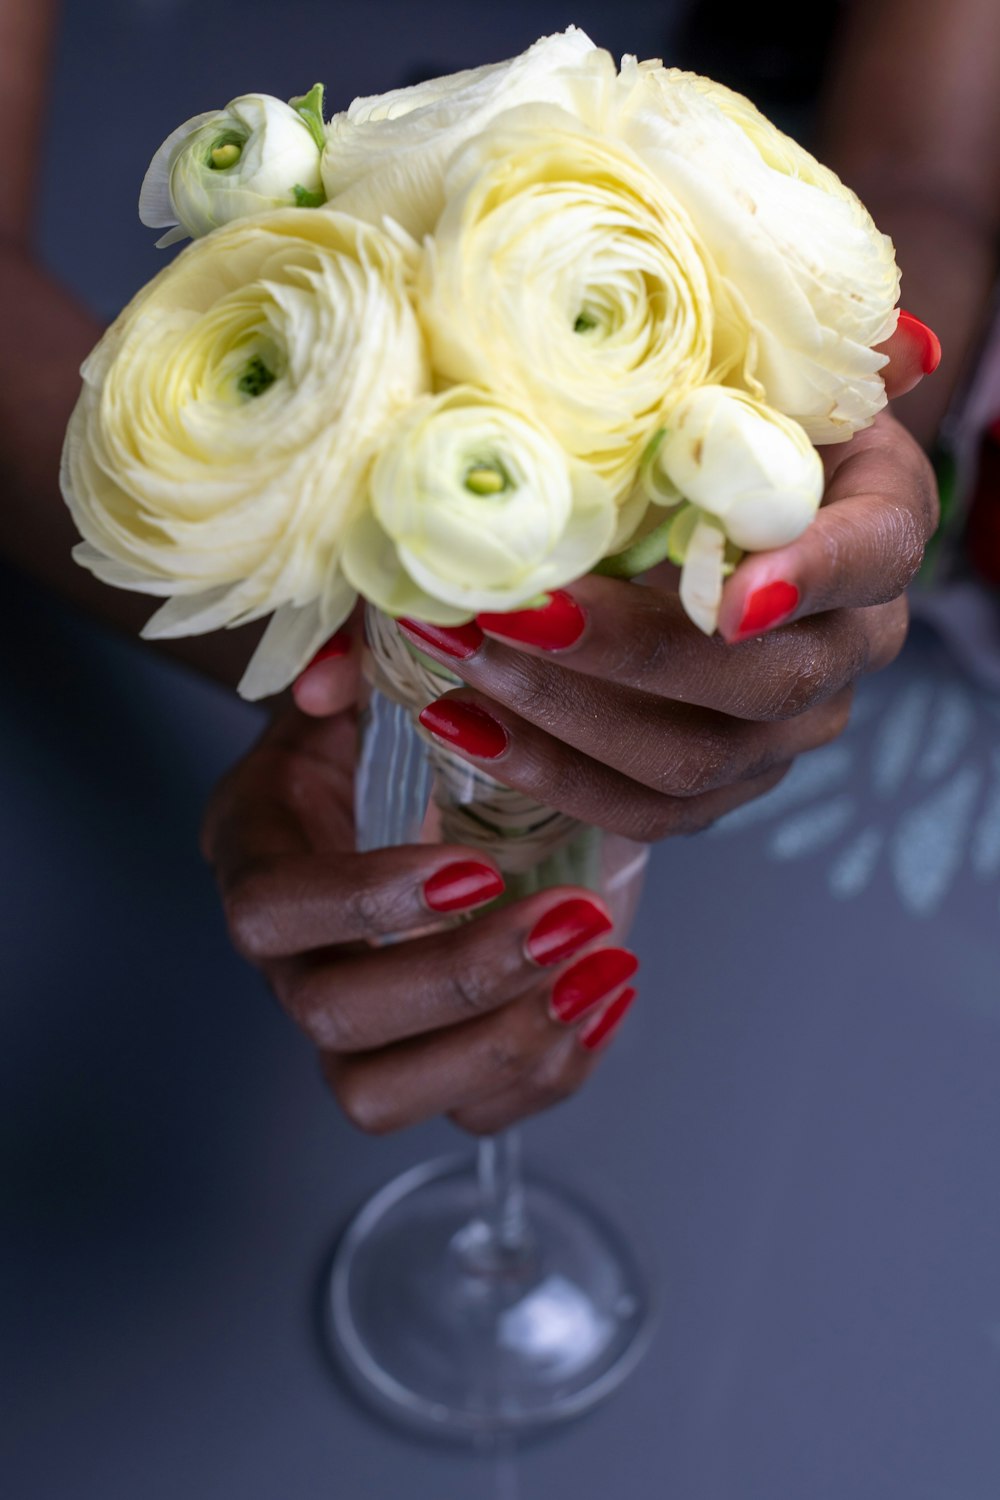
(918, 442), (958, 584)
(290, 82), (327, 151)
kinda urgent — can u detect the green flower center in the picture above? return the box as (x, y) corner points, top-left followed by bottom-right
(464, 462), (510, 496)
(208, 132), (245, 170)
(574, 311), (599, 334)
(237, 355), (277, 399)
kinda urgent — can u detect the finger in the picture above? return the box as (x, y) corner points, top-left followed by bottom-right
(403, 539), (901, 724)
(407, 613), (855, 794)
(877, 309), (942, 400)
(415, 688), (795, 835)
(320, 979), (606, 1134)
(269, 888), (619, 1051)
(449, 986), (638, 1136)
(716, 411), (938, 643)
(291, 630), (360, 717)
(204, 705), (505, 958)
(214, 841), (507, 961)
(404, 584), (888, 723)
(419, 621), (857, 798)
(200, 706), (358, 868)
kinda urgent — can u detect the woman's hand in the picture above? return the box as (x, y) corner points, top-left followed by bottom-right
(217, 317), (938, 1136)
(201, 706), (647, 1136)
(293, 321), (938, 842)
(295, 321), (938, 842)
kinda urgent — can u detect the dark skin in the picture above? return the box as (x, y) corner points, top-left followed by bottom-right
(2, 0), (955, 1131)
(201, 378), (936, 1134)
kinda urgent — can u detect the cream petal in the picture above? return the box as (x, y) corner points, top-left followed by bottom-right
(679, 513), (726, 635)
(237, 578), (356, 701)
(342, 506), (471, 624)
(138, 110), (217, 228)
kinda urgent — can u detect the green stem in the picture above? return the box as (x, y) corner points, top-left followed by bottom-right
(592, 515), (675, 579)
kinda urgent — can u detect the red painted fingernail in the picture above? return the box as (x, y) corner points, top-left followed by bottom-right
(418, 698), (509, 759)
(305, 631), (352, 667)
(550, 947), (639, 1023)
(423, 860), (505, 913)
(526, 897), (614, 966)
(735, 580), (800, 639)
(580, 987), (637, 1051)
(399, 618), (484, 659)
(897, 309), (942, 375)
(476, 591), (586, 651)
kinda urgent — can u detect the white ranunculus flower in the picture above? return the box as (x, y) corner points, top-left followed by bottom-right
(419, 110), (737, 535)
(341, 387), (616, 620)
(646, 385), (824, 550)
(61, 209), (428, 699)
(605, 62), (900, 442)
(321, 28), (601, 237)
(139, 87), (326, 247)
(642, 385), (823, 635)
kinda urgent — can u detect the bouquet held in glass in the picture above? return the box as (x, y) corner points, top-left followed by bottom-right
(59, 27), (902, 1436)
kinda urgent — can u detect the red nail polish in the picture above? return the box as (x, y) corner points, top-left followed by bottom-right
(418, 699), (509, 759)
(399, 618), (484, 659)
(580, 987), (637, 1051)
(736, 580), (799, 638)
(423, 860), (505, 913)
(476, 591), (586, 651)
(551, 947), (639, 1023)
(897, 309), (942, 375)
(526, 897), (614, 966)
(305, 631), (352, 667)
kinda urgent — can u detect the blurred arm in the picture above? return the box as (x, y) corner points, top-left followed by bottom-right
(821, 0), (1000, 446)
(0, 0), (259, 686)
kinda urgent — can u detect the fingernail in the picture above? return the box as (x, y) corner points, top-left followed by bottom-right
(526, 897), (614, 966)
(399, 618), (484, 660)
(550, 947), (639, 1023)
(735, 579), (799, 639)
(305, 631), (352, 667)
(580, 987), (637, 1051)
(897, 309), (942, 375)
(423, 860), (505, 913)
(418, 698), (509, 759)
(476, 591), (586, 651)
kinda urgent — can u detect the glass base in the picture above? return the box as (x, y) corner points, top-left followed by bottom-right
(325, 1154), (655, 1440)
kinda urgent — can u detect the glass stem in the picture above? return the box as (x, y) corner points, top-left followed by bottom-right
(477, 1128), (530, 1257)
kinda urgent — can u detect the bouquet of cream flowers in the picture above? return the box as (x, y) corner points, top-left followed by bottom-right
(60, 29), (900, 707)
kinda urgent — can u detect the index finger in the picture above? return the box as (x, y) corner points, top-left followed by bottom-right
(201, 706), (506, 957)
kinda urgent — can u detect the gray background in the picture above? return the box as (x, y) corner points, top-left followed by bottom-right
(4, 3), (1000, 1496)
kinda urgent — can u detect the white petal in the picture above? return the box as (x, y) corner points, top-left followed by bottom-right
(138, 110), (217, 227)
(237, 580), (356, 701)
(679, 515), (726, 635)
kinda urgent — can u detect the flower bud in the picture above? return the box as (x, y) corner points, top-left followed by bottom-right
(139, 87), (326, 247)
(645, 385), (823, 552)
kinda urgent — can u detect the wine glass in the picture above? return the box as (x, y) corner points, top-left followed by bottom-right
(323, 616), (655, 1438)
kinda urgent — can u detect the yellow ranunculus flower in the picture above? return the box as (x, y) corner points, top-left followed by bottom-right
(612, 64), (900, 442)
(61, 209), (428, 699)
(341, 387), (616, 620)
(321, 28), (599, 238)
(419, 110), (737, 538)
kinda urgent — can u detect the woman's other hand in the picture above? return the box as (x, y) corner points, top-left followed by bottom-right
(201, 706), (642, 1136)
